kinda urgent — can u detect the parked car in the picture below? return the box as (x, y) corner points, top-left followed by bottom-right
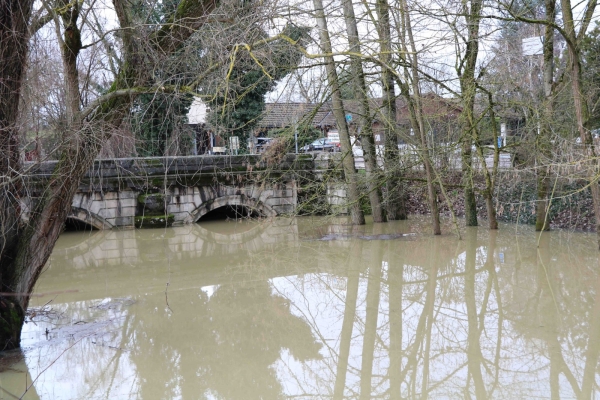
(255, 137), (274, 153)
(300, 138), (340, 152)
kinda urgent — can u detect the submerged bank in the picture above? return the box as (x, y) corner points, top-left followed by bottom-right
(403, 170), (596, 231)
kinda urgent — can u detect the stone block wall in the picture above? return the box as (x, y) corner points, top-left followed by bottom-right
(64, 180), (298, 229)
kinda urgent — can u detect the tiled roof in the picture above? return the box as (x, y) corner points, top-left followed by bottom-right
(257, 101), (368, 129)
(257, 102), (334, 129)
(257, 94), (461, 130)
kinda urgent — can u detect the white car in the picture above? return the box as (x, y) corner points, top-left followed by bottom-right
(300, 138), (340, 152)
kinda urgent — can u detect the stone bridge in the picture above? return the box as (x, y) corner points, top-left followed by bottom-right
(25, 154), (347, 230)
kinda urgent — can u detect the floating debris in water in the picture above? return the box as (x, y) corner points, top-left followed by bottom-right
(90, 297), (136, 310)
(358, 233), (417, 241)
(316, 233), (416, 241)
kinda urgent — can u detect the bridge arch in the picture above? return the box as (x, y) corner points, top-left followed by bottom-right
(186, 195), (276, 224)
(66, 207), (113, 230)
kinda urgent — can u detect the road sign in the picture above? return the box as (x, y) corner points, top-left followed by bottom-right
(229, 136), (239, 150)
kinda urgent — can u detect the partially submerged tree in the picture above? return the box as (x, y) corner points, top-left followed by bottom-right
(487, 0), (559, 231)
(536, 0), (557, 231)
(456, 0), (484, 228)
(560, 0), (600, 246)
(312, 0), (365, 225)
(397, 0), (442, 235)
(341, 0), (385, 223)
(374, 0), (406, 221)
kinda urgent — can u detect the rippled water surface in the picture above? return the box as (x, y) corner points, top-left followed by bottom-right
(2, 217), (600, 399)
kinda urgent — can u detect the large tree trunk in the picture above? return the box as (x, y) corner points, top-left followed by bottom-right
(375, 0), (406, 221)
(461, 133), (478, 226)
(341, 0), (385, 223)
(458, 0), (483, 228)
(313, 0), (365, 225)
(56, 0), (83, 125)
(0, 0), (35, 350)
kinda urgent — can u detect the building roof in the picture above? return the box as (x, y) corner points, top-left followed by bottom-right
(257, 94), (461, 131)
(256, 102), (335, 130)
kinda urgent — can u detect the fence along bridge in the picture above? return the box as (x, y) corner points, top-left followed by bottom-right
(24, 154), (343, 230)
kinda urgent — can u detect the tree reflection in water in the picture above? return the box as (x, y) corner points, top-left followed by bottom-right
(129, 279), (322, 400)
(7, 217), (600, 399)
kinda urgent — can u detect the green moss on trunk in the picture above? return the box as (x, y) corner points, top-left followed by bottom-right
(0, 297), (24, 350)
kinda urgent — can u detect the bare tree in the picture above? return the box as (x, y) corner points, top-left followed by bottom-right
(312, 0), (365, 225)
(374, 0), (407, 221)
(535, 0), (557, 231)
(457, 0), (484, 227)
(398, 0), (442, 235)
(341, 0), (385, 223)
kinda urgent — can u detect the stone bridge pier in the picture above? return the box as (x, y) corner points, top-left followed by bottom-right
(25, 154), (344, 230)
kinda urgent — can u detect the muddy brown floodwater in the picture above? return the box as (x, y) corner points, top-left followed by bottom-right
(1, 216), (599, 399)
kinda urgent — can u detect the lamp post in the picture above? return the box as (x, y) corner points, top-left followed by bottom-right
(294, 118), (298, 154)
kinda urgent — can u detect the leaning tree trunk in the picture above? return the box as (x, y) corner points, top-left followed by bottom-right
(341, 0), (385, 222)
(313, 0), (365, 225)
